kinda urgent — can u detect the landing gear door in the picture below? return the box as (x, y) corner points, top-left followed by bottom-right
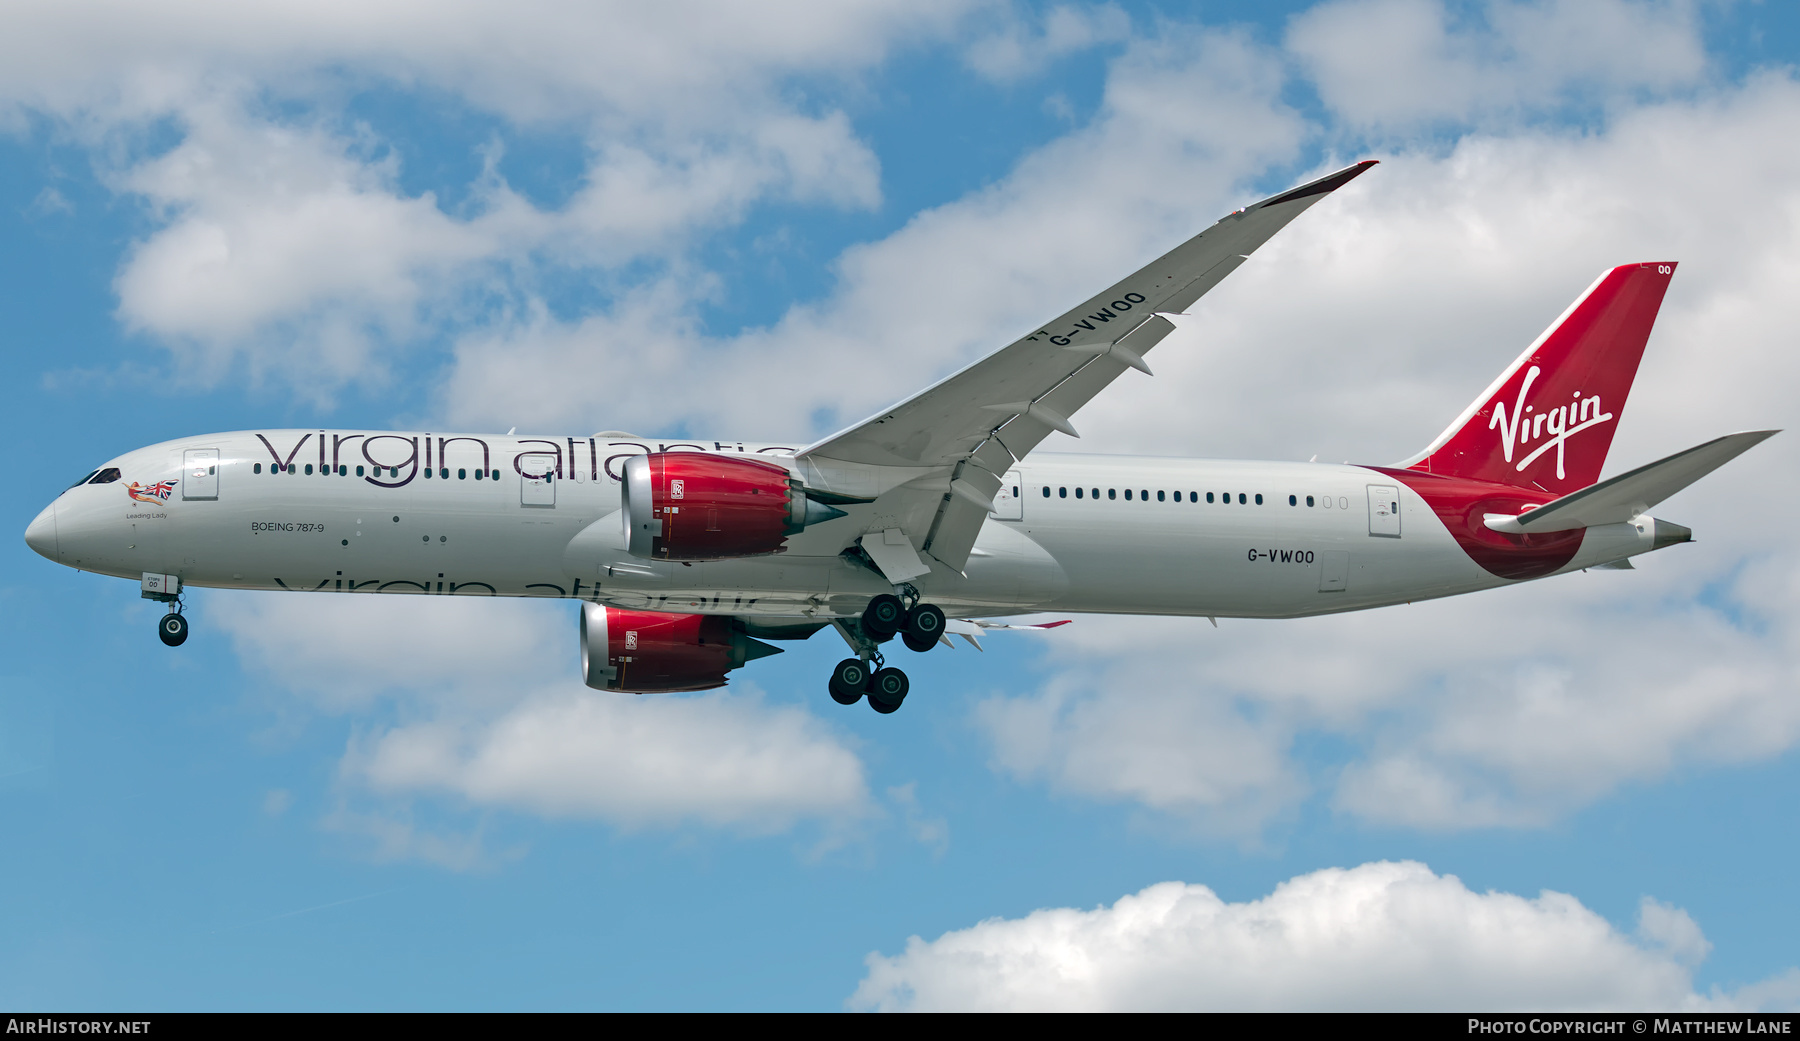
(182, 449), (219, 500)
(991, 471), (1024, 520)
(521, 457), (556, 508)
(1367, 484), (1400, 538)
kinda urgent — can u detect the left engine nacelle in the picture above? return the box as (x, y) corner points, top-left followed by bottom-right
(622, 452), (845, 561)
(580, 603), (781, 693)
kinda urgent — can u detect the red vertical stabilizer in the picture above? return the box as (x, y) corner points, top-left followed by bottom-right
(1404, 263), (1676, 495)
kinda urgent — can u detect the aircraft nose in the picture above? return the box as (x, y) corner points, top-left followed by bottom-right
(24, 501), (59, 562)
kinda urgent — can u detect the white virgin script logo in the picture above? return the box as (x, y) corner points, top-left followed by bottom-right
(1488, 365), (1614, 480)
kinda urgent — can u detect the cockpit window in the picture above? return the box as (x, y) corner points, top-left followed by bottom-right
(69, 467), (121, 490)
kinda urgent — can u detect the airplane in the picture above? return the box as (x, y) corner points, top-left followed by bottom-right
(23, 160), (1777, 715)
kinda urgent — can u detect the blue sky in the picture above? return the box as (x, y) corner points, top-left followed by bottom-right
(5, 0), (1800, 1011)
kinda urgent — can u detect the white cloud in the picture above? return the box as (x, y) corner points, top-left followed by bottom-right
(438, 24), (1306, 436)
(850, 861), (1800, 1011)
(0, 1), (970, 123)
(213, 591), (874, 847)
(348, 688), (870, 832)
(1286, 0), (1707, 131)
(112, 102), (518, 392)
(962, 3), (1132, 83)
(213, 590), (564, 711)
(977, 545), (1800, 831)
(887, 782), (950, 856)
(4, 0), (962, 392)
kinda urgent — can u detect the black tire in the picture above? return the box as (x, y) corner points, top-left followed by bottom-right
(828, 658), (868, 705)
(862, 594), (905, 638)
(901, 630), (937, 653)
(867, 667), (909, 713)
(905, 602), (947, 642)
(158, 612), (189, 647)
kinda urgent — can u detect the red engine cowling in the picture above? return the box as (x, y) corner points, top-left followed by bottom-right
(580, 603), (781, 693)
(621, 452), (845, 561)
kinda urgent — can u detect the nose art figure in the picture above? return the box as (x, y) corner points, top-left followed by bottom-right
(24, 502), (58, 562)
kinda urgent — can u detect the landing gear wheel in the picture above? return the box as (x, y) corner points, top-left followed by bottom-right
(866, 667), (909, 714)
(901, 630), (937, 653)
(158, 612), (189, 647)
(862, 594), (905, 638)
(902, 603), (946, 651)
(828, 658), (869, 705)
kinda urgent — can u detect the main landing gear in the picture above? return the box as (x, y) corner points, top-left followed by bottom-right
(823, 591), (944, 714)
(157, 603), (189, 647)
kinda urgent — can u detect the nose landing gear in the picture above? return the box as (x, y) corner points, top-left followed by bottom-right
(157, 604), (189, 647)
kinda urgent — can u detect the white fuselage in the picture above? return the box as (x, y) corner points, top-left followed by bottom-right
(29, 430), (1664, 621)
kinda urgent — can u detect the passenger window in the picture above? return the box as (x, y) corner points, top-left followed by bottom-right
(458, 468), (467, 480)
(1189, 492), (1197, 502)
(1255, 494), (1263, 505)
(253, 463), (263, 474)
(423, 467), (432, 479)
(1238, 493), (1247, 504)
(1059, 487), (1067, 498)
(338, 465), (347, 476)
(288, 464), (296, 474)
(490, 470), (499, 480)
(1289, 494), (1297, 506)
(1041, 487), (1050, 497)
(1091, 488), (1099, 499)
(1140, 489), (1148, 500)
(440, 468), (449, 479)
(1157, 490), (1165, 502)
(1075, 487), (1083, 499)
(1012, 486), (1019, 497)
(474, 469), (483, 480)
(305, 464), (314, 475)
(1124, 489), (1132, 500)
(356, 466), (365, 477)
(1108, 489), (1116, 500)
(1206, 492), (1214, 503)
(1306, 495), (1314, 507)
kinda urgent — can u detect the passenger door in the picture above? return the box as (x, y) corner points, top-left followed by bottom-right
(1367, 485), (1400, 538)
(182, 449), (219, 500)
(521, 463), (556, 508)
(990, 470), (1024, 520)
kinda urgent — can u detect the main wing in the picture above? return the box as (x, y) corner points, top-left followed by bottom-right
(796, 160), (1377, 577)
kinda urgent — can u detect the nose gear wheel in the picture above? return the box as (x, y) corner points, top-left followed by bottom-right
(158, 610), (189, 647)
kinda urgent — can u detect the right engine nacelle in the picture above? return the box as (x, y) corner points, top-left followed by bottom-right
(621, 452), (845, 561)
(580, 603), (781, 693)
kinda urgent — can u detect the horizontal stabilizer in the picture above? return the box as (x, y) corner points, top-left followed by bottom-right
(1486, 430), (1778, 533)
